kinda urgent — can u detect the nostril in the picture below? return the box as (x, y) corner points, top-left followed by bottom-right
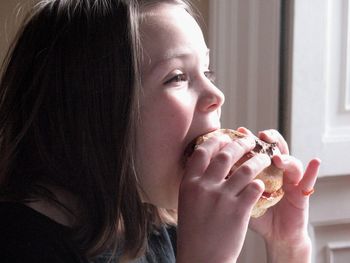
(197, 78), (225, 112)
(207, 102), (220, 112)
(199, 93), (222, 112)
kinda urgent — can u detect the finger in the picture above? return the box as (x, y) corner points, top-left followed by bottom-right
(237, 179), (265, 211)
(204, 136), (256, 182)
(184, 134), (232, 179)
(258, 129), (289, 155)
(298, 158), (321, 197)
(227, 153), (271, 194)
(236, 127), (255, 137)
(282, 158), (321, 209)
(272, 154), (303, 185)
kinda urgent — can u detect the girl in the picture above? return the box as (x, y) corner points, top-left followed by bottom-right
(0, 0), (320, 262)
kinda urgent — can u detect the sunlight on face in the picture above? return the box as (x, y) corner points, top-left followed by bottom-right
(136, 3), (224, 209)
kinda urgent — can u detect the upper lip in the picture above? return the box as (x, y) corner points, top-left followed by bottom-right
(189, 126), (221, 147)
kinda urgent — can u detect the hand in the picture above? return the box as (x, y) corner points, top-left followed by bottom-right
(177, 133), (270, 263)
(237, 127), (321, 262)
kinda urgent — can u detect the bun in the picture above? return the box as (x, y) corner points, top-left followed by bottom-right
(186, 129), (284, 218)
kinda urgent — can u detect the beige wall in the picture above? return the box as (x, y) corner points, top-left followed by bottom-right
(0, 0), (34, 64)
(0, 1), (16, 63)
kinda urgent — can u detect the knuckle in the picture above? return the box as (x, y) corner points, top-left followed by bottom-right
(181, 179), (221, 201)
(196, 180), (211, 193)
(180, 177), (201, 195)
(193, 146), (209, 160)
(215, 151), (232, 164)
(237, 164), (254, 176)
(248, 180), (265, 195)
(182, 176), (206, 192)
(234, 138), (253, 153)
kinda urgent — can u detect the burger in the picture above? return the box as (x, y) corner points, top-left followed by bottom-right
(185, 129), (284, 218)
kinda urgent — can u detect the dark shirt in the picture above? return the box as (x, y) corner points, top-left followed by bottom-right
(0, 202), (176, 263)
(90, 226), (176, 263)
(0, 202), (87, 263)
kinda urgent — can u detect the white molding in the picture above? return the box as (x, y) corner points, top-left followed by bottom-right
(333, 0), (350, 114)
(308, 175), (350, 263)
(346, 86), (350, 111)
(309, 220), (350, 263)
(326, 241), (350, 263)
(309, 174), (350, 226)
(344, 0), (350, 111)
(323, 127), (350, 143)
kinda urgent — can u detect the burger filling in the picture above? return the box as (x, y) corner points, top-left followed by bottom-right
(261, 188), (283, 200)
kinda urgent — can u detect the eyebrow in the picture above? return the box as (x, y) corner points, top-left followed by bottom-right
(147, 47), (210, 72)
(160, 47), (210, 62)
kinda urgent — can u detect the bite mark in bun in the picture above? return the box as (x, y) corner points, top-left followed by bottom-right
(185, 129), (284, 218)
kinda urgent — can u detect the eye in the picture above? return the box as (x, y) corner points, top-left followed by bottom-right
(164, 73), (189, 85)
(204, 70), (216, 83)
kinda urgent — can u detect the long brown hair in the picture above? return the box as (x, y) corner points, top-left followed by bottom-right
(0, 0), (195, 260)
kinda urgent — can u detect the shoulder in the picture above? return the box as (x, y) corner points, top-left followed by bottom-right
(91, 225), (177, 263)
(0, 202), (86, 263)
(147, 225), (177, 262)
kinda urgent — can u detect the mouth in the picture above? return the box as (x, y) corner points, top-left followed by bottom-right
(182, 138), (197, 167)
(184, 127), (220, 151)
(182, 127), (221, 165)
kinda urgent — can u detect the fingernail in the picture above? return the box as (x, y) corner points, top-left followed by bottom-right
(272, 154), (285, 166)
(314, 158), (322, 164)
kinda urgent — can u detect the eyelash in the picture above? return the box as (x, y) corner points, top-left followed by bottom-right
(164, 70), (216, 85)
(164, 73), (188, 84)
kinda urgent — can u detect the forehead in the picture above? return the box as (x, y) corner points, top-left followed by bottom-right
(140, 3), (208, 67)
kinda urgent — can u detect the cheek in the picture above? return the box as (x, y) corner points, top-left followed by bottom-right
(142, 90), (195, 137)
(135, 91), (196, 206)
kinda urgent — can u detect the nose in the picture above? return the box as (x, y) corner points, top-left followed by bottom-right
(197, 79), (225, 113)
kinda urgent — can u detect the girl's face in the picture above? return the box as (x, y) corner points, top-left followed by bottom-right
(136, 3), (225, 209)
